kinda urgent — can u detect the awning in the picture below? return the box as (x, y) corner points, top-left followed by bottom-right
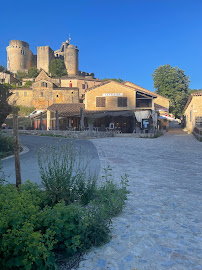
(158, 115), (175, 121)
(85, 110), (135, 118)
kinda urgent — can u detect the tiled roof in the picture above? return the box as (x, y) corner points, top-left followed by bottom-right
(184, 90), (202, 111)
(123, 81), (161, 99)
(48, 103), (85, 116)
(85, 80), (157, 98)
(11, 88), (32, 91)
(53, 87), (79, 90)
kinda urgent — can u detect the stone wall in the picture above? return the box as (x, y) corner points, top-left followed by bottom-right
(154, 95), (169, 111)
(9, 89), (34, 107)
(184, 95), (202, 132)
(3, 129), (114, 139)
(60, 78), (102, 97)
(85, 81), (137, 111)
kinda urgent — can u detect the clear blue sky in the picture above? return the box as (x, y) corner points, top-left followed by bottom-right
(1, 0), (202, 91)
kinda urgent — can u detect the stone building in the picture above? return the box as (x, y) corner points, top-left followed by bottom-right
(184, 91), (202, 132)
(9, 70), (103, 109)
(7, 38), (94, 77)
(0, 72), (19, 84)
(9, 70), (79, 110)
(31, 80), (166, 132)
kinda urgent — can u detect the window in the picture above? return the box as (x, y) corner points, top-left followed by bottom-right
(41, 82), (47, 87)
(96, 97), (106, 107)
(24, 92), (27, 97)
(190, 110), (192, 122)
(41, 92), (43, 97)
(82, 84), (85, 89)
(117, 97), (127, 107)
(56, 94), (59, 98)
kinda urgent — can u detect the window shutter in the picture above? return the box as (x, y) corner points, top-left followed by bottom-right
(96, 97), (106, 107)
(118, 97), (127, 107)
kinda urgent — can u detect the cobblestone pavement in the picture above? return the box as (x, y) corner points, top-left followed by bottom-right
(77, 129), (202, 270)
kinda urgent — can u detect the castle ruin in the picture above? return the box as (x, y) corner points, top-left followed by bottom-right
(6, 38), (94, 78)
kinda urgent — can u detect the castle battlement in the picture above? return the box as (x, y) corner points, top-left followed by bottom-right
(7, 38), (93, 78)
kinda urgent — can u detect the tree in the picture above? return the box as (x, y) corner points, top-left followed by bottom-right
(0, 84), (12, 127)
(152, 64), (190, 118)
(0, 65), (5, 72)
(28, 67), (39, 78)
(101, 78), (124, 83)
(49, 59), (67, 77)
(17, 71), (28, 81)
(188, 88), (202, 95)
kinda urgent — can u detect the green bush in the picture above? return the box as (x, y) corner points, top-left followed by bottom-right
(38, 143), (98, 205)
(0, 182), (57, 269)
(24, 81), (33, 87)
(0, 143), (129, 269)
(0, 135), (14, 158)
(16, 105), (35, 117)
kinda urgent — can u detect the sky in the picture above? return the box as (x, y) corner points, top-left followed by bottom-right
(1, 0), (202, 92)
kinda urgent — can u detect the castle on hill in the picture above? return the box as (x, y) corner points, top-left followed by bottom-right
(6, 38), (94, 79)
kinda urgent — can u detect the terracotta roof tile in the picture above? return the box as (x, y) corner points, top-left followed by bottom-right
(184, 91), (202, 111)
(48, 103), (85, 116)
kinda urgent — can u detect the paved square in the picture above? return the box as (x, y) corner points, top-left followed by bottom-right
(78, 130), (202, 270)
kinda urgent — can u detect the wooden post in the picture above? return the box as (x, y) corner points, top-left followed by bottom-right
(40, 112), (43, 130)
(13, 108), (22, 187)
(56, 110), (59, 130)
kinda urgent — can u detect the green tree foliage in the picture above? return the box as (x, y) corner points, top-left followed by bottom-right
(188, 88), (202, 95)
(17, 70), (28, 81)
(101, 78), (124, 83)
(0, 84), (12, 127)
(24, 80), (33, 87)
(0, 65), (5, 72)
(49, 59), (67, 78)
(152, 64), (190, 118)
(0, 65), (13, 75)
(28, 67), (40, 78)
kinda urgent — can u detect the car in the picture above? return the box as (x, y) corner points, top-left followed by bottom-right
(28, 110), (44, 117)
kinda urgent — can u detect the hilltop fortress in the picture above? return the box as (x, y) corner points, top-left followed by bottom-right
(6, 38), (94, 78)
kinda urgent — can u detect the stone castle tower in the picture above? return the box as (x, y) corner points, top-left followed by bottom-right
(6, 40), (36, 73)
(54, 40), (79, 76)
(7, 38), (80, 77)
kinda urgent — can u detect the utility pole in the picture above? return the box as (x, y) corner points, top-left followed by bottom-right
(13, 107), (22, 187)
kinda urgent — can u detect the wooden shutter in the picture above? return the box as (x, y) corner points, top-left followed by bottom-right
(118, 97), (127, 107)
(96, 97), (106, 107)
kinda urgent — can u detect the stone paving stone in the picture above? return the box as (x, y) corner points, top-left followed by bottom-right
(77, 130), (202, 270)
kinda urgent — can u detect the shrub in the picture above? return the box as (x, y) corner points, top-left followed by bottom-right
(92, 168), (129, 219)
(0, 182), (57, 269)
(24, 80), (33, 87)
(0, 134), (14, 158)
(0, 143), (129, 269)
(38, 143), (98, 205)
